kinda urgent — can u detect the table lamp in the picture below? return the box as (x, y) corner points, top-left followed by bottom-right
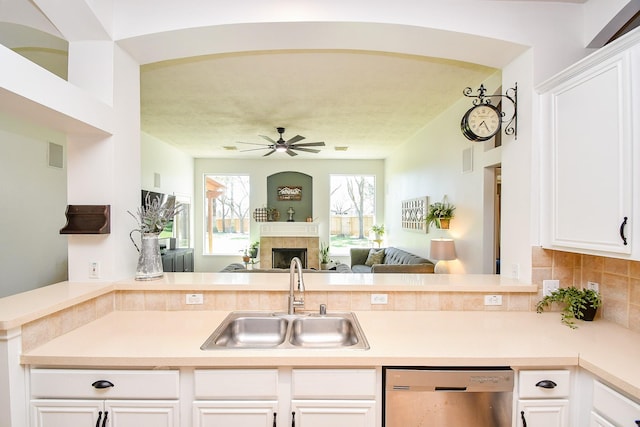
(430, 238), (456, 274)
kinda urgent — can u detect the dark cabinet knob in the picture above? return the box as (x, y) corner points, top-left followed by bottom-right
(92, 380), (114, 389)
(535, 380), (557, 389)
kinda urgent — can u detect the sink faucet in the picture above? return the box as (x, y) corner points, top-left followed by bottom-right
(288, 257), (305, 314)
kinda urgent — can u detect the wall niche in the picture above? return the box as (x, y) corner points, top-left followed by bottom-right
(267, 171), (313, 222)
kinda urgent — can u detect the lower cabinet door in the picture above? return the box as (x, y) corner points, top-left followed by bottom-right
(31, 399), (103, 427)
(105, 400), (180, 427)
(290, 399), (376, 427)
(193, 400), (278, 427)
(517, 399), (569, 427)
(589, 411), (616, 427)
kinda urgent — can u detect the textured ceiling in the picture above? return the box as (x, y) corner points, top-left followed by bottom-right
(141, 50), (498, 159)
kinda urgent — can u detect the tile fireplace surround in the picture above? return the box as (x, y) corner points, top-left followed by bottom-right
(259, 222), (320, 269)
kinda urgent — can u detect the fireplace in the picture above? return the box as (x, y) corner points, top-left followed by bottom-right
(259, 222), (320, 269)
(272, 248), (308, 269)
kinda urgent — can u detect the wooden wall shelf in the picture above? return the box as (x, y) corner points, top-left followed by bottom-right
(60, 205), (111, 234)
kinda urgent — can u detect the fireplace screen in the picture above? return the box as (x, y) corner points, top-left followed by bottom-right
(272, 248), (307, 269)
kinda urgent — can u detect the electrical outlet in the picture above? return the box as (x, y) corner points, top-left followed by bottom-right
(371, 294), (388, 304)
(89, 261), (100, 279)
(511, 263), (520, 280)
(484, 295), (503, 306)
(587, 281), (599, 292)
(543, 279), (560, 296)
(186, 293), (204, 305)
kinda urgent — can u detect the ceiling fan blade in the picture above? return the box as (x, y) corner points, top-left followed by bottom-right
(291, 141), (325, 147)
(240, 147), (271, 152)
(286, 135), (305, 144)
(286, 149), (298, 156)
(259, 135), (277, 144)
(237, 141), (270, 147)
(263, 149), (276, 157)
(292, 147), (321, 153)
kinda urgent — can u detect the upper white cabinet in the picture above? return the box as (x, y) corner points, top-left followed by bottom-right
(538, 31), (640, 258)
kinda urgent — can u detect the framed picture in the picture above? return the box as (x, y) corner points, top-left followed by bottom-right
(402, 196), (428, 233)
(277, 186), (302, 201)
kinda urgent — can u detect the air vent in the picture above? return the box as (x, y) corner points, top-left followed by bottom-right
(334, 146), (349, 151)
(223, 146), (238, 151)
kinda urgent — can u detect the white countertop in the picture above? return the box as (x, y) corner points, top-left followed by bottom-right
(20, 309), (640, 400)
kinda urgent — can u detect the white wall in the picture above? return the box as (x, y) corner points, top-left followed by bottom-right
(194, 158), (384, 272)
(0, 114), (68, 297)
(141, 132), (195, 244)
(385, 73), (503, 274)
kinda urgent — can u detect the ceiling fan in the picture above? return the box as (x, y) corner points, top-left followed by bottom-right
(238, 127), (325, 156)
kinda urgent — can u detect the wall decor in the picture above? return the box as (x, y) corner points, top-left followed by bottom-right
(401, 197), (428, 233)
(277, 185), (302, 201)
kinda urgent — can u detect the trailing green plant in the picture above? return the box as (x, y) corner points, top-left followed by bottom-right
(425, 199), (456, 228)
(320, 242), (330, 264)
(536, 286), (602, 329)
(128, 193), (181, 234)
(248, 241), (259, 258)
(371, 224), (385, 236)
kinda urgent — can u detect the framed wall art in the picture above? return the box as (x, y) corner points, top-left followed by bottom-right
(401, 196), (428, 233)
(277, 186), (302, 201)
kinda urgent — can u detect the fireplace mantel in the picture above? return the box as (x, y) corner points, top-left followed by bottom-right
(259, 222), (318, 237)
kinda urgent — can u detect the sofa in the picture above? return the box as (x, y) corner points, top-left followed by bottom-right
(350, 247), (435, 273)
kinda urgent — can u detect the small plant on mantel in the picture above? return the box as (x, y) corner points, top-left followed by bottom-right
(536, 286), (602, 329)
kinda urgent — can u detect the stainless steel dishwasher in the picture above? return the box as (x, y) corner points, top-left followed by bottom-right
(384, 367), (514, 426)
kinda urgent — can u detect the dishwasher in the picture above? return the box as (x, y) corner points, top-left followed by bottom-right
(384, 367), (514, 426)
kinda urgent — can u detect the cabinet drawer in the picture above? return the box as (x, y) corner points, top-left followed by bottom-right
(519, 370), (571, 398)
(194, 369), (278, 399)
(292, 369), (376, 399)
(30, 369), (179, 399)
(593, 380), (640, 426)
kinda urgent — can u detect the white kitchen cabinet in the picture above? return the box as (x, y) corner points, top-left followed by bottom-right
(193, 369), (279, 427)
(590, 380), (640, 426)
(537, 30), (640, 259)
(29, 368), (180, 427)
(193, 368), (377, 427)
(290, 400), (375, 427)
(538, 34), (639, 257)
(516, 370), (571, 427)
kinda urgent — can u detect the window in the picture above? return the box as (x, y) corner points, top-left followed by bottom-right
(203, 174), (250, 255)
(329, 175), (376, 255)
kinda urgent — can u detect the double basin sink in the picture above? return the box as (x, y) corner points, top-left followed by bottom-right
(201, 311), (369, 350)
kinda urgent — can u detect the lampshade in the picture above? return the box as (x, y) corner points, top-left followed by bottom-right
(430, 239), (456, 261)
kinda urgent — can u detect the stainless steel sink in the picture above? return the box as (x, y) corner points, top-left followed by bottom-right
(201, 311), (369, 350)
(289, 316), (361, 348)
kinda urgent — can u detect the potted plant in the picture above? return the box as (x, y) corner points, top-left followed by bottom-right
(320, 242), (331, 270)
(371, 224), (385, 240)
(425, 199), (456, 229)
(536, 286), (602, 328)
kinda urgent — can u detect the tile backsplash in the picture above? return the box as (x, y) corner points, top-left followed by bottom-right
(532, 246), (640, 332)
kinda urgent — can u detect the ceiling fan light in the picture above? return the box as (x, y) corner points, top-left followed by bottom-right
(275, 145), (287, 153)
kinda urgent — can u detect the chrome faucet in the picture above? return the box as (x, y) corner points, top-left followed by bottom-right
(288, 257), (305, 314)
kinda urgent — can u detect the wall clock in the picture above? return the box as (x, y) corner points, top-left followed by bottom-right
(460, 103), (501, 142)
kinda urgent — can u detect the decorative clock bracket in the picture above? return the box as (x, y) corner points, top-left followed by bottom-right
(462, 83), (518, 140)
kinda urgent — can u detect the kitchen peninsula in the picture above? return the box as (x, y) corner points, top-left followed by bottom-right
(2, 273), (640, 427)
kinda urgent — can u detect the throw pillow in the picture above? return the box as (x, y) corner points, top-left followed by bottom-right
(364, 248), (385, 266)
